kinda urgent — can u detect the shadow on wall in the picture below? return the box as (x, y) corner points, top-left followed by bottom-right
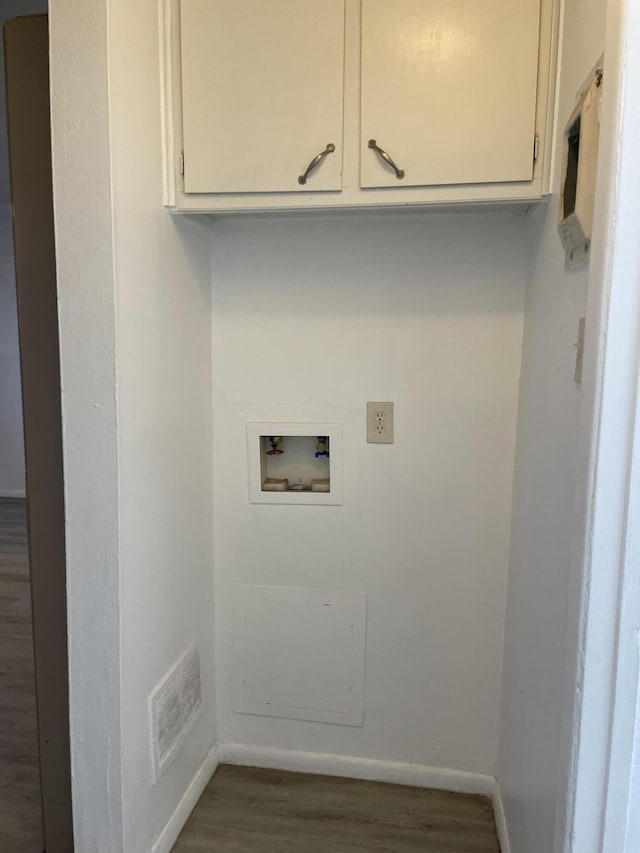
(210, 211), (529, 319)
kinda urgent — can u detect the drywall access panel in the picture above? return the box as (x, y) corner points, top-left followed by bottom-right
(161, 0), (560, 214)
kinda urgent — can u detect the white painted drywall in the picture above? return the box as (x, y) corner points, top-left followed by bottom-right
(50, 1), (216, 850)
(0, 204), (24, 496)
(49, 1), (123, 848)
(107, 2), (216, 851)
(496, 0), (608, 849)
(626, 667), (640, 851)
(212, 212), (527, 774)
(566, 0), (640, 847)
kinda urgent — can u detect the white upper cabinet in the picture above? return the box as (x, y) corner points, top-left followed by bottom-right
(180, 0), (345, 193)
(163, 0), (558, 212)
(360, 0), (541, 189)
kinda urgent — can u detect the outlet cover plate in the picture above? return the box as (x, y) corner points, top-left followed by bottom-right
(367, 402), (394, 444)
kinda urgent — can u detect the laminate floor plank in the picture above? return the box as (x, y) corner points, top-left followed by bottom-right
(0, 498), (29, 577)
(172, 765), (501, 853)
(0, 498), (43, 852)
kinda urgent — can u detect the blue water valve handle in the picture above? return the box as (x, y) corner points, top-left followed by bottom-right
(315, 436), (329, 458)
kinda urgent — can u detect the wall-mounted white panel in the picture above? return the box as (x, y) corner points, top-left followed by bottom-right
(232, 584), (366, 726)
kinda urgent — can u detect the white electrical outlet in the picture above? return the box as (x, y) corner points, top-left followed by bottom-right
(367, 402), (394, 444)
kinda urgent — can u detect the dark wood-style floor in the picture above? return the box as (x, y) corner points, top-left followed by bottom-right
(172, 765), (501, 852)
(0, 498), (43, 852)
(0, 497), (30, 577)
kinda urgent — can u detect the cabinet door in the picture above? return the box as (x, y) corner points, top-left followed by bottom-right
(360, 0), (541, 189)
(180, 0), (345, 194)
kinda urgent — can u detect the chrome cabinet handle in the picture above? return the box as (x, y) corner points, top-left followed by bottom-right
(298, 143), (336, 185)
(368, 139), (405, 179)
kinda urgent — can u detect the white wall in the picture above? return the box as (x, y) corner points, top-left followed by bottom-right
(50, 0), (123, 847)
(212, 212), (527, 775)
(107, 4), (216, 850)
(626, 674), (640, 851)
(567, 0), (640, 846)
(50, 1), (216, 851)
(0, 204), (24, 496)
(497, 0), (608, 848)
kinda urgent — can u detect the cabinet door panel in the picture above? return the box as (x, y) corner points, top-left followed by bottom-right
(181, 0), (345, 194)
(361, 0), (541, 189)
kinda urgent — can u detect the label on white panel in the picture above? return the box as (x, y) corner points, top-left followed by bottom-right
(232, 584), (366, 726)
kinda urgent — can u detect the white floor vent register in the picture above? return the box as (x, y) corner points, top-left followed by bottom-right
(149, 639), (202, 782)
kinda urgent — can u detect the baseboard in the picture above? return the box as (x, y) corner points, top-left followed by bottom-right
(151, 744), (220, 853)
(0, 489), (25, 499)
(217, 742), (495, 797)
(150, 741), (510, 852)
(491, 778), (511, 853)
